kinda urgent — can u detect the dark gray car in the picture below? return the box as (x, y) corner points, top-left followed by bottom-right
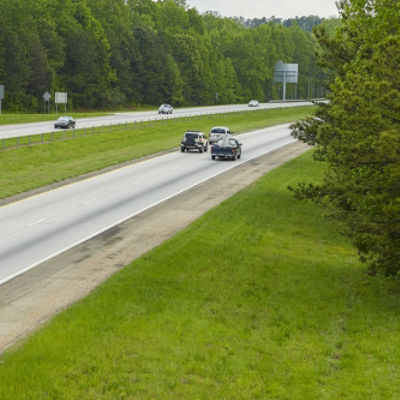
(211, 137), (242, 160)
(54, 116), (76, 129)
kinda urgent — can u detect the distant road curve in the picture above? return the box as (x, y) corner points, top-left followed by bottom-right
(0, 101), (313, 140)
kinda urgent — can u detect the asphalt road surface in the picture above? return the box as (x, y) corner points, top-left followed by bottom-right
(0, 101), (313, 139)
(0, 124), (296, 285)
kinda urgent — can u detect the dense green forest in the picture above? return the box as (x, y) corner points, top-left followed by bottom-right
(0, 0), (331, 111)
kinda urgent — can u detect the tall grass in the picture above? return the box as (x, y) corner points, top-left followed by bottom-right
(1, 151), (399, 399)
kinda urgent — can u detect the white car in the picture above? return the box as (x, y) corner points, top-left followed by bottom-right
(158, 104), (173, 114)
(209, 126), (232, 145)
(248, 100), (260, 107)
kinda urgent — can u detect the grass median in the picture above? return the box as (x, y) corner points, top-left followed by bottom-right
(0, 106), (314, 199)
(1, 151), (399, 399)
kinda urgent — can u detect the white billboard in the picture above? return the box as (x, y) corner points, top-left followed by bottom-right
(55, 92), (67, 104)
(274, 62), (298, 84)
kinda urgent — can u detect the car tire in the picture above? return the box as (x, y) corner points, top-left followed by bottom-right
(181, 147), (185, 152)
(212, 155), (216, 160)
(199, 147), (203, 153)
(204, 145), (208, 152)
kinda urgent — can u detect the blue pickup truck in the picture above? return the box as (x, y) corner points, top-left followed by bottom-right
(211, 137), (242, 160)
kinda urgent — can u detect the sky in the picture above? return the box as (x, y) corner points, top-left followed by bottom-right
(186, 0), (339, 19)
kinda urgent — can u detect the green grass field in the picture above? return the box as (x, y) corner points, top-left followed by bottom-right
(0, 106), (314, 199)
(1, 151), (399, 399)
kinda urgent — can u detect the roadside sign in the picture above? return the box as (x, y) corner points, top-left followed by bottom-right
(43, 91), (51, 113)
(55, 91), (68, 114)
(43, 91), (51, 102)
(0, 85), (4, 114)
(55, 92), (67, 104)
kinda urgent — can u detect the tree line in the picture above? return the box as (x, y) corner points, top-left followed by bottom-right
(0, 0), (331, 112)
(237, 15), (326, 32)
(291, 0), (400, 276)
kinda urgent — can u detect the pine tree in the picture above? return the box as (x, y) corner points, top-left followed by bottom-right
(291, 0), (400, 275)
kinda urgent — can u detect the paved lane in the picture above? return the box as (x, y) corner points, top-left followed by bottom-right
(0, 124), (296, 285)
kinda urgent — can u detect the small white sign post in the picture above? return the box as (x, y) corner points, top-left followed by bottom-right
(43, 91), (51, 114)
(55, 91), (68, 115)
(0, 85), (4, 114)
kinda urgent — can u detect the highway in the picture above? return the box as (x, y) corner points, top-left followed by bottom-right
(0, 101), (312, 139)
(0, 124), (296, 285)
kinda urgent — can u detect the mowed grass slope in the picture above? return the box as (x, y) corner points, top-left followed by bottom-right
(1, 151), (399, 399)
(0, 106), (313, 199)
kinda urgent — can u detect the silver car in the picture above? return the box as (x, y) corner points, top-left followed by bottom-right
(158, 104), (173, 114)
(209, 126), (231, 145)
(248, 100), (259, 107)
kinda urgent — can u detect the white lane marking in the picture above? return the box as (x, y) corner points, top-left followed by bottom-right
(81, 198), (96, 205)
(169, 165), (184, 170)
(28, 218), (47, 227)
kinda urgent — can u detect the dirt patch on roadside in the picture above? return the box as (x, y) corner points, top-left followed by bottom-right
(0, 142), (309, 354)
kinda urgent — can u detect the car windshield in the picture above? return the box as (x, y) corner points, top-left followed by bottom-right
(58, 116), (69, 121)
(229, 139), (237, 145)
(211, 128), (226, 134)
(186, 133), (198, 138)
